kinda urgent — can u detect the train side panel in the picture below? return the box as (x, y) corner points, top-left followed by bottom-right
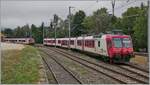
(95, 36), (109, 56)
(4, 38), (35, 44)
(76, 37), (83, 51)
(70, 38), (76, 49)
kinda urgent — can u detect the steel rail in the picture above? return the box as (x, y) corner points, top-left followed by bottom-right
(40, 48), (83, 84)
(41, 56), (59, 84)
(124, 62), (149, 73)
(50, 47), (148, 84)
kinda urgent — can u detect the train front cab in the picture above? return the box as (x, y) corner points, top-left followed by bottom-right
(106, 35), (134, 63)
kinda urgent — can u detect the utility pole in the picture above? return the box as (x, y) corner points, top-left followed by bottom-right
(52, 19), (57, 48)
(30, 26), (32, 38)
(42, 22), (44, 44)
(54, 22), (56, 48)
(68, 6), (74, 50)
(111, 0), (115, 16)
(148, 0), (150, 60)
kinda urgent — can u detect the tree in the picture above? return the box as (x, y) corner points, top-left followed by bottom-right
(14, 26), (24, 37)
(31, 24), (42, 43)
(82, 8), (111, 34)
(2, 28), (13, 37)
(94, 8), (111, 33)
(121, 7), (141, 35)
(53, 14), (59, 25)
(82, 16), (95, 34)
(133, 5), (148, 51)
(37, 22), (44, 43)
(71, 10), (86, 37)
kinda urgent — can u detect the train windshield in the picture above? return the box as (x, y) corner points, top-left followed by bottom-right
(112, 38), (122, 48)
(123, 38), (132, 48)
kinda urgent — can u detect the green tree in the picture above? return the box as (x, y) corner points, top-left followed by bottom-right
(38, 22), (44, 43)
(93, 8), (111, 34)
(82, 16), (95, 34)
(2, 28), (14, 37)
(133, 5), (148, 51)
(53, 14), (59, 25)
(31, 24), (38, 43)
(121, 7), (141, 35)
(14, 26), (24, 37)
(71, 10), (86, 37)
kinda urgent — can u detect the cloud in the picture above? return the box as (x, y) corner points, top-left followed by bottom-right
(1, 0), (147, 28)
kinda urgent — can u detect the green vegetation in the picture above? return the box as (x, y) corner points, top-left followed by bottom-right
(2, 3), (148, 51)
(1, 46), (41, 84)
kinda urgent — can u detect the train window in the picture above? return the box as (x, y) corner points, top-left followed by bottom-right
(92, 40), (95, 48)
(19, 40), (25, 42)
(77, 40), (81, 46)
(48, 40), (51, 43)
(84, 40), (94, 48)
(98, 41), (100, 47)
(62, 40), (68, 45)
(123, 38), (132, 48)
(112, 38), (122, 48)
(53, 40), (55, 43)
(58, 40), (61, 44)
(70, 40), (74, 45)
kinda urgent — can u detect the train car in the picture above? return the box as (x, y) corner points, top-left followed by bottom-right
(61, 38), (69, 48)
(43, 34), (134, 63)
(70, 38), (76, 49)
(4, 38), (35, 44)
(43, 38), (55, 46)
(56, 38), (62, 47)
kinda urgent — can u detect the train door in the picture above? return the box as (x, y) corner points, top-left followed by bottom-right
(96, 38), (101, 54)
(82, 36), (84, 51)
(96, 38), (107, 55)
(75, 37), (77, 49)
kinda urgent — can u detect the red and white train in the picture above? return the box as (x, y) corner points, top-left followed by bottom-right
(3, 38), (35, 44)
(44, 34), (134, 63)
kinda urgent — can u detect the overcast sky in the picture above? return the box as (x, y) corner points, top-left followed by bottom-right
(1, 0), (147, 29)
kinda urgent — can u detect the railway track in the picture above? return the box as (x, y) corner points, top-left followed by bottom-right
(134, 52), (148, 57)
(124, 62), (149, 73)
(42, 57), (58, 84)
(117, 65), (149, 79)
(47, 47), (149, 84)
(53, 47), (149, 76)
(39, 48), (82, 84)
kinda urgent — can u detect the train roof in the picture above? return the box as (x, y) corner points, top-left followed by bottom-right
(44, 34), (130, 40)
(4, 38), (32, 40)
(84, 36), (94, 39)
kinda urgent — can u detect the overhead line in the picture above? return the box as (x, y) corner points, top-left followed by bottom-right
(108, 0), (137, 13)
(1, 0), (147, 1)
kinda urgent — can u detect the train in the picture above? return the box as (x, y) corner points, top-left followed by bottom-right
(44, 33), (134, 63)
(3, 38), (35, 44)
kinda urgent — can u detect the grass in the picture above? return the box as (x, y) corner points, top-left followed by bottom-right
(130, 55), (148, 65)
(1, 46), (41, 84)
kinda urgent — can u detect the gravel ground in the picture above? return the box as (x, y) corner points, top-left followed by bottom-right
(58, 48), (149, 70)
(1, 42), (24, 51)
(41, 48), (81, 84)
(52, 47), (149, 84)
(39, 51), (57, 84)
(42, 47), (120, 84)
(37, 52), (49, 84)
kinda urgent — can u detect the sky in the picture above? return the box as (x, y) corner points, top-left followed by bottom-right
(0, 0), (148, 29)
